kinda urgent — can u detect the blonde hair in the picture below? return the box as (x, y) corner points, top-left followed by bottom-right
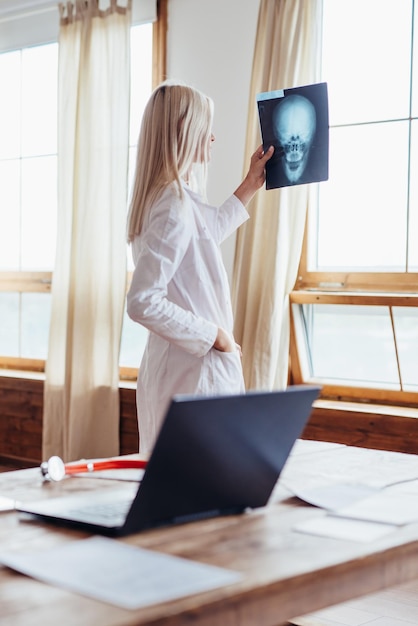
(127, 80), (214, 241)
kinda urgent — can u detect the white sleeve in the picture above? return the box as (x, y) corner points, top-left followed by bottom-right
(126, 192), (218, 357)
(203, 194), (249, 243)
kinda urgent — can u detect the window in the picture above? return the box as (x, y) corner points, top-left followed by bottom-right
(0, 42), (57, 370)
(291, 0), (418, 405)
(0, 2), (163, 376)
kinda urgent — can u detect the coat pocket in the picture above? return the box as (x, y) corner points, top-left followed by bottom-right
(198, 349), (244, 395)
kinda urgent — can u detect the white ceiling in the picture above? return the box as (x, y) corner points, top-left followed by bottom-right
(0, 0), (151, 21)
(0, 1), (57, 19)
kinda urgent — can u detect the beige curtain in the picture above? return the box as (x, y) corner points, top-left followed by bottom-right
(43, 0), (131, 462)
(232, 0), (322, 391)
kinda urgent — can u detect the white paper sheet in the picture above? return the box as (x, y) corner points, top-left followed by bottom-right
(386, 478), (418, 494)
(0, 496), (15, 511)
(289, 439), (346, 457)
(290, 483), (378, 511)
(284, 445), (418, 490)
(334, 491), (418, 526)
(0, 536), (242, 610)
(294, 515), (396, 542)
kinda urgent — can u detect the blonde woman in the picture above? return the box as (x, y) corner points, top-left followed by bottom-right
(127, 80), (273, 453)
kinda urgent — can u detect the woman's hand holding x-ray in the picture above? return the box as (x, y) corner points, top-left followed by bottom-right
(233, 144), (274, 206)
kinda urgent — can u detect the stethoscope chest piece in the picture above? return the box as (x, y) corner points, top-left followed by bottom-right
(40, 456), (66, 482)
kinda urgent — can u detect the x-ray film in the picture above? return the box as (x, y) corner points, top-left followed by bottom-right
(257, 82), (329, 190)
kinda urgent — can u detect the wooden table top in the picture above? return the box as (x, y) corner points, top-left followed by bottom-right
(1, 441), (418, 626)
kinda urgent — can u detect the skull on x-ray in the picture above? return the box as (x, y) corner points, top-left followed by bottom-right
(272, 94), (316, 184)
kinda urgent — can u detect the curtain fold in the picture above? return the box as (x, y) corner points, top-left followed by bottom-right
(232, 0), (322, 390)
(43, 0), (131, 462)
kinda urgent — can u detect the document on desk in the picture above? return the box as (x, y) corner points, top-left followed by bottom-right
(334, 491), (418, 526)
(294, 514), (397, 542)
(294, 488), (418, 542)
(0, 496), (15, 511)
(289, 439), (346, 456)
(284, 445), (418, 490)
(0, 536), (242, 610)
(288, 483), (379, 510)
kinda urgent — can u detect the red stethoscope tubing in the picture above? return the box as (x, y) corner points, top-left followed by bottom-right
(41, 456), (148, 481)
(64, 459), (148, 475)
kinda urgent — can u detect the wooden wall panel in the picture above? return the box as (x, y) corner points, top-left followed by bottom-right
(0, 377), (139, 467)
(302, 402), (418, 455)
(119, 385), (139, 455)
(0, 378), (43, 466)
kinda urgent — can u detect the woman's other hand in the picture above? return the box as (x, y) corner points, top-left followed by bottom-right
(214, 327), (237, 352)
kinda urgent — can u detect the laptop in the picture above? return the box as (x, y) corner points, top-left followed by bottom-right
(17, 385), (320, 537)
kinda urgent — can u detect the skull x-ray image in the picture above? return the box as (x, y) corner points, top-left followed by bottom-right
(257, 82), (329, 190)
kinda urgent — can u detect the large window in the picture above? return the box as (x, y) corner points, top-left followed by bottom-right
(0, 17), (156, 376)
(291, 0), (418, 405)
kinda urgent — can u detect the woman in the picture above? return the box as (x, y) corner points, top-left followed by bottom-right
(126, 80), (273, 453)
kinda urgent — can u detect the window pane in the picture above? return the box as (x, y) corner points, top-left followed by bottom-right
(0, 293), (51, 359)
(393, 307), (418, 391)
(119, 310), (148, 368)
(0, 43), (57, 274)
(323, 0), (412, 125)
(21, 293), (51, 359)
(412, 0), (418, 116)
(315, 122), (409, 270)
(301, 304), (400, 388)
(21, 155), (57, 270)
(0, 50), (20, 159)
(127, 23), (153, 272)
(0, 160), (20, 270)
(408, 119), (418, 270)
(21, 44), (58, 157)
(129, 23), (153, 145)
(0, 293), (19, 356)
(120, 22), (153, 370)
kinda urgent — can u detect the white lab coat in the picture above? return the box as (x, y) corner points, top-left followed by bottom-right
(127, 181), (249, 453)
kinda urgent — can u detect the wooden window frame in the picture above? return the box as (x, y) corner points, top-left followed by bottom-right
(290, 283), (418, 407)
(291, 186), (418, 405)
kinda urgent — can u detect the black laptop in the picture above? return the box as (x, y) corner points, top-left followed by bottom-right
(17, 385), (320, 536)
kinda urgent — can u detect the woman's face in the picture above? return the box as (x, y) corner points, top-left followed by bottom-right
(194, 131), (215, 164)
(208, 132), (215, 160)
(204, 132), (216, 162)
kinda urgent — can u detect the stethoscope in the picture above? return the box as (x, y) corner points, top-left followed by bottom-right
(41, 456), (148, 482)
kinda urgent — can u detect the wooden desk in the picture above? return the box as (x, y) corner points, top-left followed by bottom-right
(1, 441), (418, 626)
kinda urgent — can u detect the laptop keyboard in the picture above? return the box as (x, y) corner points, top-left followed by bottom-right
(68, 498), (133, 525)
